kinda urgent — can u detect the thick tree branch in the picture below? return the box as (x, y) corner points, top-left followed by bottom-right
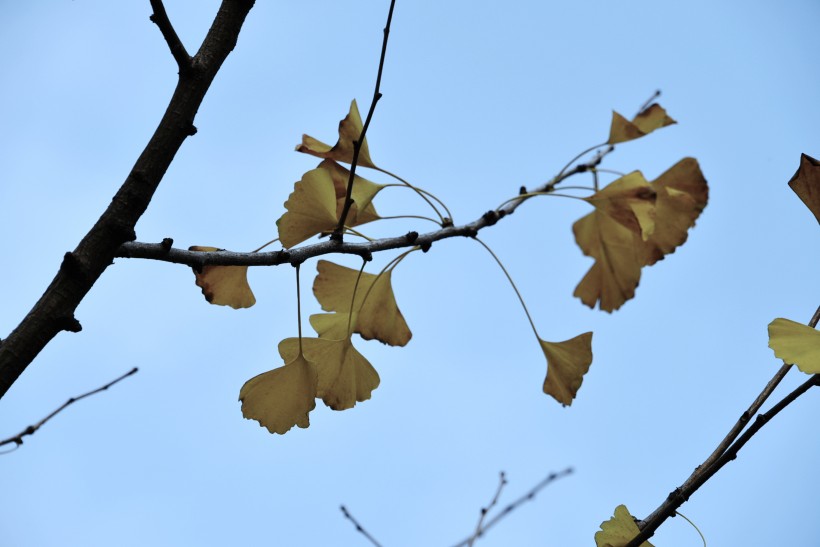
(0, 0), (256, 400)
(625, 304), (820, 546)
(149, 0), (193, 74)
(0, 368), (137, 452)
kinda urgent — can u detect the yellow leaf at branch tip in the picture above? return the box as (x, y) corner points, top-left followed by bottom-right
(595, 504), (655, 547)
(279, 336), (380, 411)
(608, 103), (676, 145)
(239, 352), (318, 435)
(188, 246), (256, 309)
(540, 332), (593, 406)
(313, 260), (412, 347)
(276, 161), (384, 249)
(296, 99), (377, 168)
(787, 153), (820, 225)
(768, 318), (820, 374)
(573, 158), (708, 312)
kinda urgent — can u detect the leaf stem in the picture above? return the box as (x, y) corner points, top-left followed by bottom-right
(675, 511), (707, 547)
(377, 214), (442, 225)
(252, 238), (279, 253)
(473, 237), (540, 342)
(295, 264), (303, 355)
(377, 167), (452, 222)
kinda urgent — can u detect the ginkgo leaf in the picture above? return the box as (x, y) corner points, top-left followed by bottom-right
(276, 161), (384, 248)
(768, 318), (820, 374)
(573, 211), (645, 312)
(296, 99), (377, 168)
(595, 505), (654, 547)
(573, 159), (707, 312)
(279, 336), (380, 411)
(188, 246), (256, 309)
(276, 167), (339, 248)
(313, 260), (412, 346)
(787, 153), (820, 224)
(321, 159), (384, 226)
(239, 352), (318, 435)
(540, 332), (593, 406)
(310, 312), (359, 340)
(608, 103), (676, 145)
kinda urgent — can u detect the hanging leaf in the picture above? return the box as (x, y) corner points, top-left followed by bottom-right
(540, 332), (593, 406)
(279, 336), (380, 411)
(787, 153), (820, 224)
(188, 246), (256, 309)
(296, 99), (378, 168)
(310, 312), (359, 341)
(239, 352), (318, 434)
(595, 505), (654, 547)
(276, 161), (384, 248)
(608, 103), (676, 145)
(313, 260), (412, 346)
(768, 318), (820, 374)
(573, 159), (708, 312)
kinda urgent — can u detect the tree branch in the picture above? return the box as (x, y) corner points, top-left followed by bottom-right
(115, 156), (596, 268)
(0, 368), (138, 452)
(625, 304), (820, 546)
(340, 505), (383, 547)
(0, 0), (257, 401)
(333, 0), (397, 240)
(149, 0), (193, 74)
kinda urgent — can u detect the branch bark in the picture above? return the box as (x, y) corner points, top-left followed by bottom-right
(0, 0), (256, 401)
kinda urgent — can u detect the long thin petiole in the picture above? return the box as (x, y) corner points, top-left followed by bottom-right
(377, 214), (441, 225)
(474, 237), (540, 342)
(556, 142), (608, 178)
(252, 237), (279, 253)
(295, 264), (303, 354)
(347, 261), (367, 336)
(376, 166), (452, 221)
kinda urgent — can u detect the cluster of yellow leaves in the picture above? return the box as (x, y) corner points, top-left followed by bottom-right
(240, 260), (412, 434)
(595, 505), (654, 547)
(574, 110), (708, 312)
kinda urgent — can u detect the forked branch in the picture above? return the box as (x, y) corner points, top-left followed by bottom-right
(149, 0), (193, 73)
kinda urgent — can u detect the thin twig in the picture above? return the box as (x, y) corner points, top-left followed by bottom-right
(467, 472), (508, 547)
(626, 304), (820, 546)
(0, 367), (138, 451)
(451, 467), (573, 547)
(149, 0), (193, 74)
(333, 0), (397, 240)
(340, 505), (383, 547)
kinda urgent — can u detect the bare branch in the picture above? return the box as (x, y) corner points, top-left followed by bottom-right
(340, 505), (383, 547)
(0, 0), (257, 401)
(451, 468), (573, 547)
(467, 472), (507, 547)
(334, 0), (397, 239)
(0, 368), (138, 452)
(626, 304), (820, 546)
(149, 0), (193, 73)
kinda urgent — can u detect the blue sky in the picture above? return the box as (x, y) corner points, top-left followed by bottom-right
(1, 1), (818, 546)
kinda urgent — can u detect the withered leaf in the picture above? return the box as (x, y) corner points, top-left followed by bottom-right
(608, 103), (676, 145)
(540, 332), (593, 406)
(787, 153), (820, 224)
(296, 99), (377, 168)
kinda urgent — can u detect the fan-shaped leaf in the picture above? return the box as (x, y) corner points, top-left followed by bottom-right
(188, 246), (256, 309)
(239, 352), (318, 434)
(595, 505), (654, 547)
(279, 336), (380, 411)
(787, 153), (820, 224)
(313, 260), (412, 346)
(608, 103), (676, 145)
(540, 332), (593, 406)
(768, 318), (820, 374)
(296, 99), (377, 168)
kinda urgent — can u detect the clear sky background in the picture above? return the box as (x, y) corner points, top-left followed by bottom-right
(1, 1), (818, 546)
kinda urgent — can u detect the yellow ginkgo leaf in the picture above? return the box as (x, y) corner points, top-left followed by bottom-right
(188, 246), (256, 309)
(276, 167), (339, 248)
(608, 103), (676, 145)
(639, 158), (708, 265)
(573, 211), (645, 312)
(296, 99), (377, 168)
(320, 159), (384, 226)
(584, 171), (657, 241)
(768, 318), (820, 374)
(540, 332), (593, 406)
(313, 260), (412, 346)
(309, 312), (359, 341)
(787, 153), (820, 225)
(595, 505), (654, 547)
(279, 336), (380, 411)
(239, 352), (318, 435)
